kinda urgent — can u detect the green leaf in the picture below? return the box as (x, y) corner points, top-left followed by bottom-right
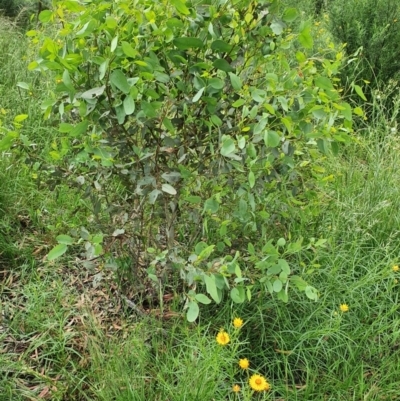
(192, 87), (205, 102)
(251, 89), (266, 103)
(123, 95), (135, 115)
(92, 234), (103, 244)
(210, 114), (222, 126)
(264, 130), (281, 147)
(290, 275), (307, 291)
(154, 72), (170, 83)
(197, 245), (215, 261)
(64, 1), (85, 12)
(115, 105), (126, 125)
(315, 76), (334, 91)
(99, 60), (108, 80)
(273, 279), (283, 292)
(171, 0), (190, 15)
(56, 234), (74, 245)
(62, 70), (74, 92)
(148, 189), (161, 205)
(186, 301), (199, 322)
(231, 286), (245, 303)
(211, 40), (232, 53)
(353, 107), (363, 116)
(277, 290), (288, 303)
(354, 84), (367, 101)
(248, 243), (255, 255)
(271, 20), (284, 35)
(81, 86), (105, 100)
(185, 196), (202, 204)
(248, 171), (255, 188)
(195, 242), (208, 255)
(195, 294), (212, 305)
(110, 35), (118, 53)
(232, 98), (245, 108)
(298, 26), (313, 49)
(209, 78), (224, 90)
(70, 120), (89, 137)
(110, 70), (130, 94)
(204, 274), (220, 303)
(39, 10), (52, 22)
(59, 123), (73, 133)
(173, 37), (204, 50)
(228, 72), (242, 90)
(0, 132), (18, 151)
(282, 8), (299, 22)
(220, 137), (236, 156)
(14, 114), (28, 123)
(267, 264), (281, 275)
(162, 183), (177, 195)
(310, 106), (327, 119)
(305, 285), (318, 301)
(213, 58), (234, 72)
(204, 198), (219, 213)
(278, 259), (290, 274)
(121, 41), (138, 58)
(47, 243), (68, 261)
(141, 101), (158, 118)
(340, 102), (352, 121)
(16, 82), (30, 90)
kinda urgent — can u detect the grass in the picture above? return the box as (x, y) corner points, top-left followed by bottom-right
(1, 8), (400, 401)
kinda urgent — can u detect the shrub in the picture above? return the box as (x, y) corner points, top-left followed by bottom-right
(328, 0), (400, 96)
(23, 0), (356, 320)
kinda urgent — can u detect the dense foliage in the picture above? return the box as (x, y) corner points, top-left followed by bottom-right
(11, 0), (362, 319)
(328, 0), (400, 96)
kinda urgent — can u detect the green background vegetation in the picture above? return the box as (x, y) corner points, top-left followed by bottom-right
(1, 0), (400, 400)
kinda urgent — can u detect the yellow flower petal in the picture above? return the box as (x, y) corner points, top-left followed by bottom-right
(239, 358), (249, 369)
(232, 384), (241, 393)
(216, 330), (230, 345)
(233, 317), (243, 328)
(249, 374), (270, 392)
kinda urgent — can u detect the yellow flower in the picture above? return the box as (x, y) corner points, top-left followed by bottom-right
(340, 303), (349, 313)
(239, 358), (249, 369)
(392, 265), (399, 272)
(232, 384), (241, 393)
(233, 317), (243, 328)
(216, 330), (230, 345)
(249, 374), (270, 392)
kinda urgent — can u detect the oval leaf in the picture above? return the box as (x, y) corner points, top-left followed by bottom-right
(204, 274), (220, 303)
(192, 87), (205, 103)
(231, 286), (245, 303)
(273, 279), (283, 292)
(110, 70), (130, 94)
(354, 84), (367, 101)
(47, 243), (68, 261)
(186, 301), (199, 322)
(195, 294), (212, 305)
(123, 95), (135, 115)
(220, 137), (236, 156)
(228, 72), (242, 90)
(162, 183), (177, 195)
(56, 234), (74, 245)
(264, 131), (281, 147)
(174, 37), (204, 50)
(248, 171), (255, 188)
